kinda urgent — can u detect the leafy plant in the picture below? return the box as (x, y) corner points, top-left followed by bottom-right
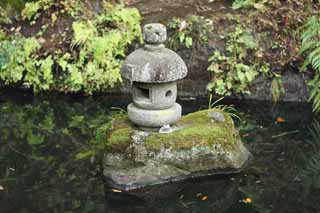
(0, 1), (142, 94)
(21, 0), (86, 21)
(0, 30), (6, 41)
(0, 36), (56, 91)
(0, 5), (12, 24)
(61, 3), (142, 93)
(300, 16), (320, 113)
(207, 27), (262, 95)
(168, 15), (213, 48)
(207, 26), (284, 99)
(270, 74), (285, 103)
(21, 0), (53, 21)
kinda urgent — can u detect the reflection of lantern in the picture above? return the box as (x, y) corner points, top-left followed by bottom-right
(121, 23), (188, 130)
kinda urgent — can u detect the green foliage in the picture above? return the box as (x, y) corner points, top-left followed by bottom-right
(21, 0), (85, 21)
(232, 0), (268, 10)
(62, 3), (141, 93)
(300, 16), (320, 113)
(0, 0), (27, 12)
(207, 27), (264, 95)
(0, 30), (7, 41)
(270, 74), (285, 103)
(21, 0), (53, 21)
(60, 0), (84, 18)
(0, 6), (12, 24)
(72, 22), (96, 46)
(0, 37), (56, 91)
(207, 26), (283, 99)
(0, 1), (142, 94)
(168, 15), (213, 48)
(23, 55), (54, 91)
(22, 1), (41, 20)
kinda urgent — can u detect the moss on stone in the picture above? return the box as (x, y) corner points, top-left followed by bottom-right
(178, 109), (234, 126)
(105, 114), (134, 152)
(106, 109), (239, 153)
(144, 109), (238, 151)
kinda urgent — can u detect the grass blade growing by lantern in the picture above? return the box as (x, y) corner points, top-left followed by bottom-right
(208, 94), (241, 122)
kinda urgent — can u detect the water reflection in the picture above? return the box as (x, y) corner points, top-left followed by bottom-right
(0, 90), (319, 213)
(0, 90), (128, 213)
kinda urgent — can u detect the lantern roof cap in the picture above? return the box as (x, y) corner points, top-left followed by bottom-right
(121, 23), (188, 83)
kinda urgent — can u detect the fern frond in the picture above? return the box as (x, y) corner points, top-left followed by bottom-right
(308, 74), (320, 112)
(300, 16), (320, 113)
(72, 21), (97, 46)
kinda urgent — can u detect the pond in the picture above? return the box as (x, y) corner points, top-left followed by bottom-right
(0, 89), (319, 213)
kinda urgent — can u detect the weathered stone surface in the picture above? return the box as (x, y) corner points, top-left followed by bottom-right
(132, 82), (177, 110)
(143, 23), (167, 44)
(121, 23), (187, 83)
(103, 109), (250, 191)
(208, 111), (225, 123)
(127, 102), (182, 128)
(121, 48), (188, 83)
(121, 23), (187, 130)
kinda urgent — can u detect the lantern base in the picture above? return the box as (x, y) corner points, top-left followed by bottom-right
(127, 103), (181, 129)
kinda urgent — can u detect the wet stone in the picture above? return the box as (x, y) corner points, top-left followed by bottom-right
(103, 109), (251, 191)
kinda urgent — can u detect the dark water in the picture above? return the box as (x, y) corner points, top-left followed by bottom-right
(0, 89), (319, 213)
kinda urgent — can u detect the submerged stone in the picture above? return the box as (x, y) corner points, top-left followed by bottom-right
(103, 109), (250, 191)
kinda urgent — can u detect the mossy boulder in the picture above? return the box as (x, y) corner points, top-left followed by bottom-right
(103, 109), (250, 191)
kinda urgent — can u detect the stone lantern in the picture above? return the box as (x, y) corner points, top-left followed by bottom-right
(121, 23), (188, 130)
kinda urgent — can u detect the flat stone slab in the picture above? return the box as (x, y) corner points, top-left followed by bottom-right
(103, 109), (250, 191)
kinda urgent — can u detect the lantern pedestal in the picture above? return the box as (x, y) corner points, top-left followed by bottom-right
(103, 109), (251, 192)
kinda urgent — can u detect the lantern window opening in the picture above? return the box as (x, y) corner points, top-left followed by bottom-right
(165, 90), (173, 98)
(137, 86), (150, 100)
